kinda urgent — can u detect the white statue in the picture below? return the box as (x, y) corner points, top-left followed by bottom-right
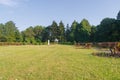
(48, 40), (50, 45)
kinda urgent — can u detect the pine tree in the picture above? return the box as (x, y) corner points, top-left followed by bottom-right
(75, 19), (91, 42)
(117, 11), (120, 20)
(69, 20), (78, 42)
(65, 24), (71, 42)
(59, 21), (65, 42)
(50, 21), (59, 41)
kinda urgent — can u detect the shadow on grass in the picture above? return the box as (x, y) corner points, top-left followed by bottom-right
(92, 52), (120, 58)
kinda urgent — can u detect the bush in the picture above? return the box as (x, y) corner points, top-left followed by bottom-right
(59, 42), (73, 45)
(0, 42), (23, 46)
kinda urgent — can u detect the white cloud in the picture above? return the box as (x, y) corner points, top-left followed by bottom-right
(0, 0), (17, 6)
(0, 0), (29, 6)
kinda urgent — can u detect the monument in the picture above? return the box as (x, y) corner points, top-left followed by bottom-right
(48, 40), (50, 45)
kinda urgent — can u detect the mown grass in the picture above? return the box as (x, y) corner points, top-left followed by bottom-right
(0, 45), (120, 80)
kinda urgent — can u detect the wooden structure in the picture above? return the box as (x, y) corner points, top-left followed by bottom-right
(97, 42), (120, 55)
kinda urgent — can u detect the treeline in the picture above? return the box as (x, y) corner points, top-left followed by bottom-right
(0, 18), (120, 44)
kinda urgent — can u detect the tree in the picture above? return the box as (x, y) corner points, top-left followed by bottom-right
(22, 27), (36, 44)
(90, 25), (97, 42)
(4, 21), (20, 42)
(65, 24), (71, 42)
(111, 20), (120, 41)
(42, 26), (50, 42)
(59, 21), (65, 42)
(117, 11), (120, 20)
(50, 21), (59, 41)
(0, 24), (7, 42)
(15, 30), (22, 42)
(75, 19), (91, 42)
(69, 20), (78, 42)
(33, 25), (44, 43)
(96, 18), (116, 42)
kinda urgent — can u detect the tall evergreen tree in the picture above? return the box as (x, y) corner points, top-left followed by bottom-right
(50, 21), (59, 41)
(75, 19), (91, 42)
(90, 25), (96, 42)
(117, 11), (120, 20)
(65, 24), (71, 42)
(42, 26), (50, 42)
(69, 20), (78, 42)
(59, 21), (65, 42)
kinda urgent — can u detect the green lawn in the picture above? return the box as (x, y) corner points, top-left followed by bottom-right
(0, 45), (120, 80)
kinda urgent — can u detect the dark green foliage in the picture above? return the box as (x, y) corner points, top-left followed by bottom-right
(69, 20), (78, 42)
(65, 24), (71, 42)
(59, 21), (65, 42)
(75, 19), (91, 42)
(0, 21), (21, 42)
(22, 27), (36, 44)
(0, 11), (120, 44)
(117, 11), (120, 20)
(50, 21), (59, 41)
(0, 24), (6, 42)
(112, 20), (120, 41)
(15, 30), (22, 42)
(95, 18), (120, 42)
(90, 25), (97, 42)
(4, 21), (19, 42)
(33, 25), (44, 44)
(41, 26), (50, 42)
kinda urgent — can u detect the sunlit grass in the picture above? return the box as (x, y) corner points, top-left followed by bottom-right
(0, 45), (120, 80)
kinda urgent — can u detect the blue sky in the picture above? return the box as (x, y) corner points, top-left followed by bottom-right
(0, 0), (120, 31)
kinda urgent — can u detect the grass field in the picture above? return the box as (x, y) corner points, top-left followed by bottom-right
(0, 45), (120, 80)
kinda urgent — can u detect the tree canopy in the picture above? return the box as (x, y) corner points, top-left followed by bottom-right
(117, 11), (120, 20)
(0, 11), (120, 44)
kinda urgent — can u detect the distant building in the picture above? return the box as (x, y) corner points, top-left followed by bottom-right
(117, 11), (120, 20)
(54, 38), (59, 44)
